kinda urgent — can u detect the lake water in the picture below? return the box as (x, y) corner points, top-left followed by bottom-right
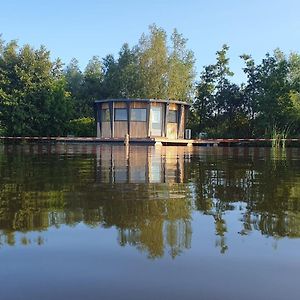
(1, 144), (300, 300)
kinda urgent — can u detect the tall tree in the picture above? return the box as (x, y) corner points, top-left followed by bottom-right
(167, 29), (195, 101)
(81, 55), (103, 117)
(117, 43), (142, 98)
(137, 24), (169, 99)
(101, 54), (119, 98)
(248, 51), (294, 135)
(193, 45), (244, 137)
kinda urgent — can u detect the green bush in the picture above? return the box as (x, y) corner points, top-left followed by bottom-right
(68, 117), (96, 137)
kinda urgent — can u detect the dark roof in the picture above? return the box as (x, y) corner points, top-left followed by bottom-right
(94, 98), (191, 106)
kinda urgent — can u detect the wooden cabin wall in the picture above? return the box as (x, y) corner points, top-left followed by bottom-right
(101, 103), (111, 138)
(98, 100), (189, 139)
(114, 102), (126, 108)
(178, 106), (185, 139)
(130, 102), (148, 138)
(169, 103), (177, 110)
(167, 124), (177, 139)
(114, 123), (128, 138)
(130, 122), (148, 138)
(101, 123), (111, 138)
(114, 102), (128, 138)
(167, 103), (178, 139)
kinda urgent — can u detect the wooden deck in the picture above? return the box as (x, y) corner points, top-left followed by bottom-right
(1, 136), (300, 146)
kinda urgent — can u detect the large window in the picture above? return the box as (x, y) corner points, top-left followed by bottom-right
(131, 108), (147, 122)
(114, 108), (128, 121)
(168, 110), (178, 123)
(101, 109), (110, 122)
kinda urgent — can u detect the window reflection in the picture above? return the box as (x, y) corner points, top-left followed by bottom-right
(114, 108), (128, 121)
(131, 108), (147, 122)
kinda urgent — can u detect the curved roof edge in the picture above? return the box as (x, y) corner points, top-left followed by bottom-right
(94, 98), (191, 106)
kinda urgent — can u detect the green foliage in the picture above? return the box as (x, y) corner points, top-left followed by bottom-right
(0, 38), (72, 136)
(193, 45), (247, 137)
(167, 29), (195, 101)
(138, 24), (169, 98)
(68, 117), (95, 137)
(100, 24), (195, 101)
(193, 45), (300, 138)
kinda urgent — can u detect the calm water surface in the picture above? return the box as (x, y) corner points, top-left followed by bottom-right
(1, 144), (300, 300)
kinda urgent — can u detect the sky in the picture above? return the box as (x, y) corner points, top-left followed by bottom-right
(1, 0), (300, 82)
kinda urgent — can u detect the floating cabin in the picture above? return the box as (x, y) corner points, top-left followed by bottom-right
(94, 98), (191, 144)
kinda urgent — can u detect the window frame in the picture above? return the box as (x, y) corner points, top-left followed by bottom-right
(101, 109), (110, 122)
(114, 108), (128, 121)
(168, 110), (178, 123)
(131, 108), (147, 122)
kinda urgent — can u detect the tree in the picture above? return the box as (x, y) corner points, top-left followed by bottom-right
(100, 44), (142, 99)
(137, 24), (169, 99)
(241, 50), (296, 136)
(193, 65), (217, 132)
(100, 54), (119, 98)
(64, 58), (83, 98)
(82, 56), (103, 117)
(193, 45), (244, 137)
(117, 43), (142, 98)
(167, 29), (195, 101)
(0, 39), (71, 136)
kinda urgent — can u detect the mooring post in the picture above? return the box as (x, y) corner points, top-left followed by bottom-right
(124, 133), (130, 146)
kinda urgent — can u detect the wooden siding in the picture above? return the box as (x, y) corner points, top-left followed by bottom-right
(169, 103), (177, 110)
(115, 121), (128, 138)
(114, 102), (126, 108)
(129, 102), (148, 138)
(167, 123), (178, 139)
(130, 122), (147, 138)
(97, 100), (188, 139)
(101, 122), (111, 138)
(178, 106), (185, 139)
(131, 102), (148, 108)
(167, 103), (179, 139)
(151, 102), (162, 107)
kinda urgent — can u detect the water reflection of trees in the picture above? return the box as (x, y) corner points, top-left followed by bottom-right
(0, 145), (192, 258)
(191, 147), (300, 252)
(1, 145), (300, 256)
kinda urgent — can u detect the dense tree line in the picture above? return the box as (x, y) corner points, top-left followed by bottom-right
(0, 25), (300, 137)
(192, 45), (300, 137)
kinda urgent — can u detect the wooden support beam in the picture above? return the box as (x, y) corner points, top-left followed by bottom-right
(96, 103), (102, 138)
(164, 103), (169, 138)
(109, 101), (114, 138)
(147, 102), (151, 137)
(127, 102), (131, 135)
(185, 106), (190, 135)
(177, 104), (184, 138)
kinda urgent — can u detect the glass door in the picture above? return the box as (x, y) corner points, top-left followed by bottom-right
(151, 106), (162, 136)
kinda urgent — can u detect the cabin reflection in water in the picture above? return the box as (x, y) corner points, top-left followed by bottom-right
(95, 145), (193, 258)
(96, 145), (190, 184)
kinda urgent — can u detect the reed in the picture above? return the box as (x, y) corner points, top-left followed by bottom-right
(271, 125), (291, 148)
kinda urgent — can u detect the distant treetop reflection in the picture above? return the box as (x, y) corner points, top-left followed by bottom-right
(1, 144), (300, 257)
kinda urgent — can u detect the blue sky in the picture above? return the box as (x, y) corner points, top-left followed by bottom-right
(1, 0), (299, 82)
